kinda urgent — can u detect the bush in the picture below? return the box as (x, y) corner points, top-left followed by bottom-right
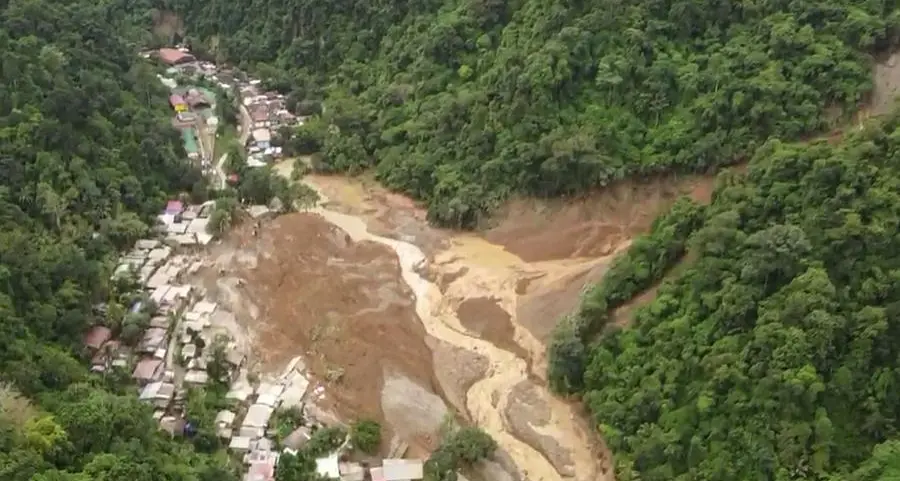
(424, 426), (496, 481)
(306, 426), (347, 457)
(350, 419), (381, 454)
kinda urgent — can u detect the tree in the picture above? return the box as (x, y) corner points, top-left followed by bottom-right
(151, 0), (890, 226)
(207, 197), (240, 235)
(350, 419), (381, 454)
(305, 426), (347, 457)
(424, 427), (496, 481)
(275, 450), (321, 481)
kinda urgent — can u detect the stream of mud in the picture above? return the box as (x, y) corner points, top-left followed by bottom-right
(245, 160), (713, 481)
(269, 162), (621, 481)
(307, 206), (593, 481)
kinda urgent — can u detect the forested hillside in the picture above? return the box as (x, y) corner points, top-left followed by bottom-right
(550, 113), (900, 480)
(146, 0), (899, 225)
(0, 0), (233, 479)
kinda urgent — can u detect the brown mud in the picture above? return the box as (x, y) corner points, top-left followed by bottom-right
(259, 167), (720, 481)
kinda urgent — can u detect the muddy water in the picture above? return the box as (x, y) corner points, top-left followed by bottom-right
(275, 163), (611, 481)
(306, 207), (592, 481)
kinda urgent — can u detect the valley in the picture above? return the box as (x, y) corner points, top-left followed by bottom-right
(202, 160), (718, 480)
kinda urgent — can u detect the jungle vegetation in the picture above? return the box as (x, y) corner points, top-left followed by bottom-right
(130, 0), (900, 477)
(551, 113), (900, 480)
(0, 0), (243, 479)
(143, 0), (899, 226)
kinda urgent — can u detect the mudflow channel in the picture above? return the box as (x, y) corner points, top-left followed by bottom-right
(268, 162), (675, 481)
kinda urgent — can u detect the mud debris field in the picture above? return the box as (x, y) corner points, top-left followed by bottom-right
(200, 167), (718, 481)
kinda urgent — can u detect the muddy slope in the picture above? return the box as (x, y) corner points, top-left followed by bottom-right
(200, 161), (722, 481)
(220, 213), (447, 450)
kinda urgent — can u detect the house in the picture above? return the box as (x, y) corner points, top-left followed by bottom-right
(133, 358), (164, 385)
(226, 350), (246, 370)
(315, 453), (341, 480)
(215, 410), (236, 438)
(250, 108), (268, 128)
(149, 316), (171, 329)
(158, 48), (195, 66)
(252, 128), (271, 143)
(230, 435), (252, 453)
(184, 370), (209, 386)
(138, 327), (168, 353)
(185, 89), (212, 109)
(256, 392), (279, 408)
(370, 468), (385, 481)
(90, 340), (120, 372)
(165, 200), (185, 215)
(239, 425), (265, 439)
(139, 381), (175, 409)
(84, 325), (112, 350)
(170, 94), (188, 112)
(380, 459), (424, 481)
(339, 462), (365, 481)
(135, 239), (160, 250)
(244, 448), (279, 481)
(243, 404), (274, 430)
(282, 426), (312, 450)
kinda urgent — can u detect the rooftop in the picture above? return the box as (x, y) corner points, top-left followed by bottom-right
(133, 357), (163, 381)
(382, 459), (424, 481)
(84, 325), (112, 350)
(159, 48), (195, 65)
(315, 453), (340, 479)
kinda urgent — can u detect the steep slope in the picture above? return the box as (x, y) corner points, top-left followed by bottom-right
(565, 113), (900, 480)
(145, 0), (897, 225)
(0, 0), (231, 479)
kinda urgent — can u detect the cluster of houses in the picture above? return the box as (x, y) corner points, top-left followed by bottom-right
(95, 49), (429, 481)
(313, 455), (424, 481)
(149, 46), (220, 171)
(84, 235), (236, 430)
(241, 81), (299, 166)
(150, 46), (314, 172)
(81, 201), (424, 481)
(156, 199), (216, 247)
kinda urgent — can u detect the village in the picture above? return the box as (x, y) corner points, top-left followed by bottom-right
(145, 46), (300, 184)
(82, 46), (427, 481)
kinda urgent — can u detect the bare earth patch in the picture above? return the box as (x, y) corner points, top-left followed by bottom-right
(213, 212), (445, 452)
(456, 297), (528, 361)
(381, 367), (449, 452)
(483, 175), (714, 263)
(505, 381), (574, 477)
(426, 337), (489, 418)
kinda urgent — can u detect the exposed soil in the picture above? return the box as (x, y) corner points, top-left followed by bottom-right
(514, 257), (620, 348)
(152, 11), (185, 40)
(872, 51), (900, 116)
(426, 337), (489, 417)
(210, 162), (725, 481)
(304, 173), (448, 255)
(484, 174), (715, 263)
(456, 297), (527, 361)
(212, 213), (447, 451)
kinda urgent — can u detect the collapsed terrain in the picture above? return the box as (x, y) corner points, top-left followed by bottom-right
(199, 160), (717, 480)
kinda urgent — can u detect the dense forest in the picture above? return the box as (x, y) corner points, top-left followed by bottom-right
(0, 0), (239, 479)
(141, 0), (900, 226)
(550, 113), (900, 480)
(129, 0), (900, 478)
